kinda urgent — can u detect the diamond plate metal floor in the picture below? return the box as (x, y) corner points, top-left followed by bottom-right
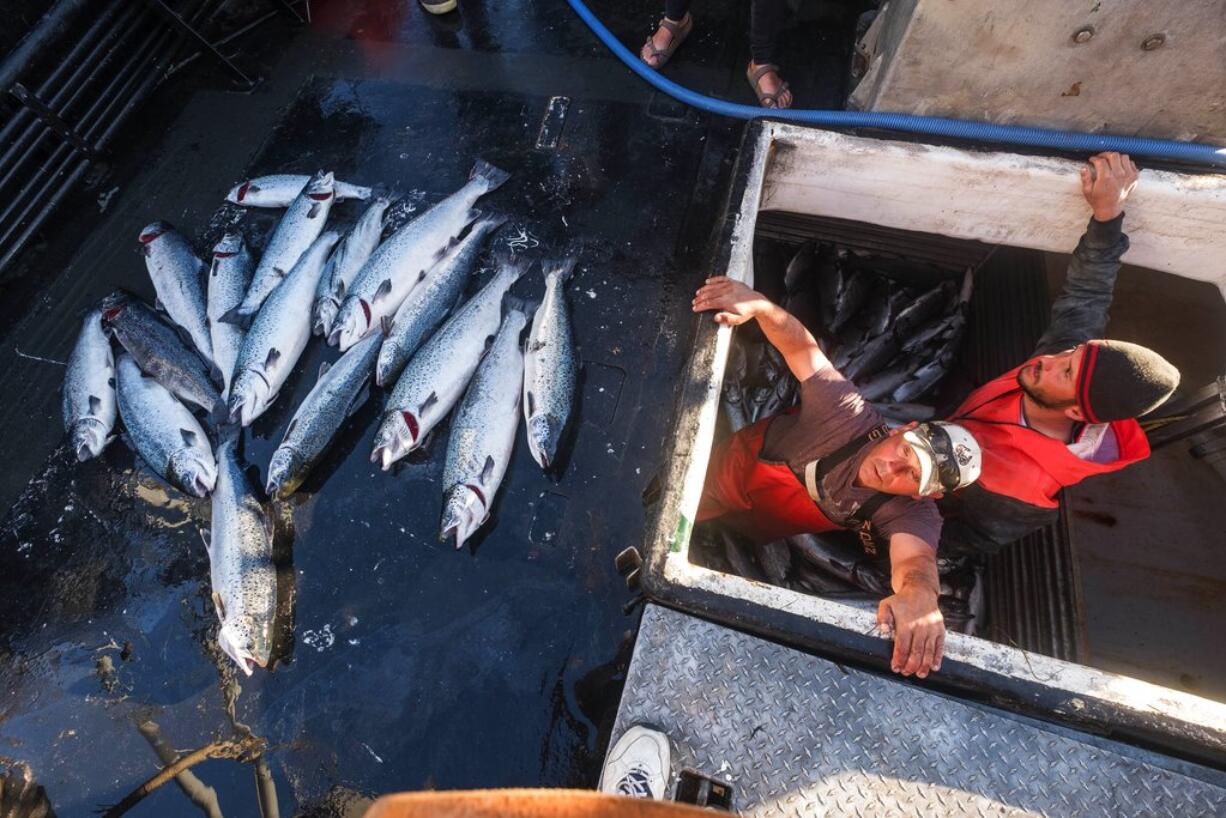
(610, 605), (1226, 817)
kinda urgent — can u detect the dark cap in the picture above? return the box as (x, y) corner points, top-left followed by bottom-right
(1075, 340), (1180, 423)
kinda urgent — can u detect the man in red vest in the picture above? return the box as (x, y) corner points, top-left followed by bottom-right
(692, 278), (983, 679)
(939, 152), (1180, 553)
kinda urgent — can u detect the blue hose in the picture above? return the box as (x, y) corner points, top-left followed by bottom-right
(566, 0), (1226, 167)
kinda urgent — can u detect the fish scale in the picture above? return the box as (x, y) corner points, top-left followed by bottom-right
(312, 196), (391, 339)
(139, 221), (213, 365)
(523, 256), (579, 471)
(225, 174), (371, 207)
(115, 354), (216, 497)
(229, 230), (341, 426)
(62, 308), (116, 462)
(330, 160), (510, 351)
(207, 233), (253, 401)
(227, 170), (335, 324)
(208, 433), (276, 676)
(440, 306), (529, 549)
(102, 292), (225, 419)
(266, 332), (381, 498)
(375, 214), (506, 386)
(371, 256), (526, 470)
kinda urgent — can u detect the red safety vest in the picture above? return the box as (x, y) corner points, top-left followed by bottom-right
(950, 364), (1151, 509)
(697, 415), (889, 549)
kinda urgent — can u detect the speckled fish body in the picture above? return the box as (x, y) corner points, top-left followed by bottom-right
(313, 196), (391, 339)
(62, 308), (116, 461)
(226, 174), (371, 207)
(138, 221), (213, 364)
(207, 233), (253, 400)
(523, 257), (578, 471)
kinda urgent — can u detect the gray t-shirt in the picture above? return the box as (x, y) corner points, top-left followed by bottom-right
(761, 367), (942, 549)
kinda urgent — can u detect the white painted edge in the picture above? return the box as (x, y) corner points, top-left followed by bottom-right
(658, 121), (1226, 738)
(759, 122), (1226, 292)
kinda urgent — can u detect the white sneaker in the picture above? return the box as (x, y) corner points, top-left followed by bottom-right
(599, 725), (671, 800)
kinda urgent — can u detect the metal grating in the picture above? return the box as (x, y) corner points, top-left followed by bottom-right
(0, 0), (284, 277)
(612, 604), (1226, 817)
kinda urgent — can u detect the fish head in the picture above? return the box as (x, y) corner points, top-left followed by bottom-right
(526, 413), (563, 470)
(228, 370), (271, 427)
(98, 290), (132, 324)
(328, 298), (370, 351)
(217, 622), (268, 677)
(70, 418), (109, 461)
(370, 411), (417, 471)
(312, 297), (339, 338)
(440, 484), (488, 550)
(266, 447), (305, 499)
(137, 220), (172, 246)
(212, 232), (244, 258)
(304, 170), (335, 201)
(169, 446), (217, 498)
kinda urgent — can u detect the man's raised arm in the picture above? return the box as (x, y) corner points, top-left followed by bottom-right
(1034, 152), (1139, 356)
(692, 276), (829, 381)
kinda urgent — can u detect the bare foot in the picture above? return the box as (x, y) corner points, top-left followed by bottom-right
(748, 62), (793, 109)
(641, 16), (685, 68)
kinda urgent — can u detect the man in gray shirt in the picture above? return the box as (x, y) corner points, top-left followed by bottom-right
(693, 277), (982, 679)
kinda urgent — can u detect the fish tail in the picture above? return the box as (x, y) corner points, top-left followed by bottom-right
(219, 304), (253, 328)
(474, 212), (509, 234)
(491, 249), (530, 283)
(542, 256), (577, 285)
(501, 294), (537, 319)
(469, 159), (511, 192)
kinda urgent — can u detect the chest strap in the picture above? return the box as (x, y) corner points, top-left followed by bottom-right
(801, 424), (891, 557)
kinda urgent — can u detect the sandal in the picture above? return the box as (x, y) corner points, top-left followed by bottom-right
(746, 63), (792, 109)
(640, 13), (693, 70)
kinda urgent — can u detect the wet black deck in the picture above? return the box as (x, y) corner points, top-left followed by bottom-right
(0, 2), (865, 814)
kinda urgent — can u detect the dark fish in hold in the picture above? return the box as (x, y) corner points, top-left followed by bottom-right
(893, 282), (953, 338)
(747, 384), (772, 423)
(830, 269), (871, 334)
(786, 533), (891, 597)
(720, 529), (765, 582)
(871, 401), (936, 423)
(760, 376), (797, 419)
(760, 343), (786, 387)
(755, 539), (792, 586)
(783, 241), (816, 294)
(859, 281), (895, 340)
(722, 383), (749, 433)
(858, 357), (922, 402)
(900, 312), (964, 355)
(891, 351), (954, 403)
(726, 337), (747, 384)
(843, 331), (899, 383)
(101, 291), (225, 420)
(817, 246), (843, 329)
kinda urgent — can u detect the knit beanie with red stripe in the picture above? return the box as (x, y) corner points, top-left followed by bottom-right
(1075, 340), (1180, 423)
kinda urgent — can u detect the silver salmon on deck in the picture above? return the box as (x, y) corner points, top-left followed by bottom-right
(62, 308), (116, 462)
(523, 257), (579, 471)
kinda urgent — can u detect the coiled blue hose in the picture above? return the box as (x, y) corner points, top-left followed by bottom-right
(567, 0), (1226, 167)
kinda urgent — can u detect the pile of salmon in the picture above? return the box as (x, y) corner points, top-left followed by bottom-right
(61, 162), (578, 675)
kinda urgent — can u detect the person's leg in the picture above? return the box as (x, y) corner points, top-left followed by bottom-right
(642, 1), (694, 69)
(747, 0), (792, 108)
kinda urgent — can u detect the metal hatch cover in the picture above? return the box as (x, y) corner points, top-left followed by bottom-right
(610, 604), (1226, 817)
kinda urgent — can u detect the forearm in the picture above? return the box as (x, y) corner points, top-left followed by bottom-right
(753, 300), (830, 381)
(1034, 214), (1130, 355)
(890, 551), (939, 598)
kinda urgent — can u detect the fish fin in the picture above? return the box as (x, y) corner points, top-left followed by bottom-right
(264, 348), (281, 370)
(373, 279), (393, 303)
(284, 418), (298, 439)
(420, 391), (438, 414)
(308, 202), (321, 218)
(199, 527), (211, 554)
(318, 360), (332, 380)
(219, 306), (252, 328)
(347, 380), (371, 417)
(210, 363), (225, 388)
(502, 295), (536, 318)
(480, 455), (495, 484)
(181, 428), (200, 448)
(332, 278), (346, 299)
(543, 256), (577, 284)
(88, 395), (102, 415)
(107, 376), (116, 388)
(469, 159), (511, 191)
(273, 266), (287, 279)
(155, 297), (165, 311)
(380, 315), (394, 336)
(212, 591), (225, 620)
(526, 390), (536, 417)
